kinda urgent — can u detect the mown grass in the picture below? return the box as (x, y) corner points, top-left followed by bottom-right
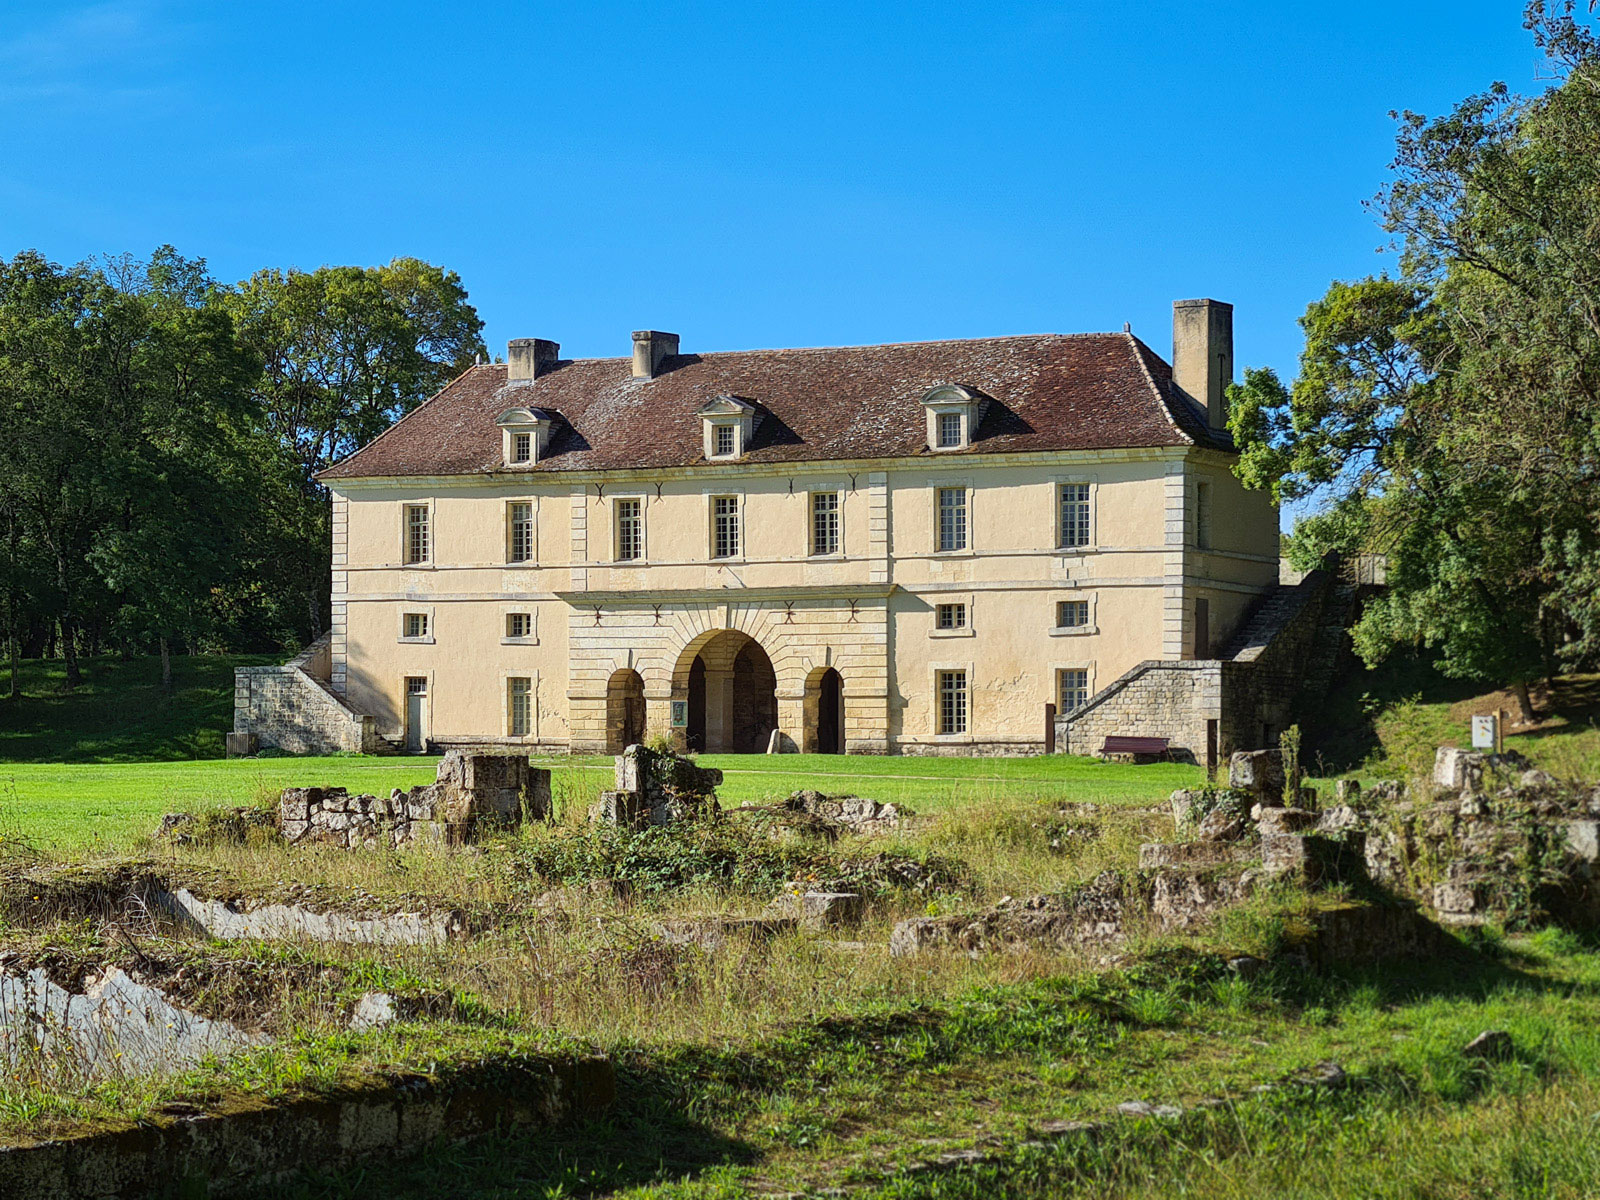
(0, 752), (1198, 850)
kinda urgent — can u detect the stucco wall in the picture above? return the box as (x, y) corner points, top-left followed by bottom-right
(316, 445), (1277, 755)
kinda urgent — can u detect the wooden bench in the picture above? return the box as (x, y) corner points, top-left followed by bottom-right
(1099, 735), (1172, 763)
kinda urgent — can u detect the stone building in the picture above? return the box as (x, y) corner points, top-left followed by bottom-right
(236, 299), (1281, 758)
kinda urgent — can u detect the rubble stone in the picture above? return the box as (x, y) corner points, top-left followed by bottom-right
(1229, 750), (1285, 803)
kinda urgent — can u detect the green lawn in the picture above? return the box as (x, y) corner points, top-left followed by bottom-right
(0, 752), (1202, 850)
(0, 654), (275, 762)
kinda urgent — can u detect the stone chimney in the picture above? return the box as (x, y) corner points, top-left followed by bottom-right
(631, 330), (680, 379)
(507, 338), (560, 383)
(1171, 299), (1234, 431)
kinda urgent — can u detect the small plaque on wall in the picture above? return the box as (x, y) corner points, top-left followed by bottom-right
(670, 700), (689, 728)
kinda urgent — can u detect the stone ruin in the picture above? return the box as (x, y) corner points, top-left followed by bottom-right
(591, 744), (723, 830)
(1150, 745), (1600, 928)
(282, 751), (550, 848)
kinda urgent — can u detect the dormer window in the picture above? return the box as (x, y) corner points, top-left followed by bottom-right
(921, 384), (985, 453)
(497, 407), (555, 467)
(697, 394), (758, 460)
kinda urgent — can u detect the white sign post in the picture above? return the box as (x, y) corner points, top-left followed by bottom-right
(1471, 714), (1499, 751)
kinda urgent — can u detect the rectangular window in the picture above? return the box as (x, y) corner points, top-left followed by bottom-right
(508, 677), (532, 737)
(712, 496), (740, 558)
(1196, 480), (1212, 550)
(714, 424), (737, 457)
(810, 491), (840, 556)
(1056, 600), (1090, 628)
(404, 504), (430, 564)
(506, 612), (532, 639)
(616, 498), (643, 562)
(937, 487), (967, 552)
(511, 431), (532, 464)
(937, 411), (962, 448)
(508, 502), (534, 563)
(1059, 668), (1089, 713)
(936, 602), (967, 630)
(1059, 483), (1090, 549)
(937, 670), (968, 735)
(402, 612), (428, 639)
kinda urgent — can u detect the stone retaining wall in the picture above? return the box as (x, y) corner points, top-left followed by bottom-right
(0, 1055), (615, 1199)
(235, 635), (381, 756)
(1058, 569), (1337, 762)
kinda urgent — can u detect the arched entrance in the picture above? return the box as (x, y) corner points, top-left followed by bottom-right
(812, 667), (844, 754)
(605, 668), (646, 753)
(673, 629), (778, 753)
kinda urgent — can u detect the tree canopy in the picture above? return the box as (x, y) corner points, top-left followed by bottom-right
(1229, 2), (1600, 718)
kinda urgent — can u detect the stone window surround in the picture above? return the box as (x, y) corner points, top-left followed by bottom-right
(705, 490), (744, 561)
(611, 492), (649, 563)
(930, 593), (975, 639)
(397, 605), (436, 644)
(809, 488), (845, 557)
(932, 478), (974, 556)
(1052, 660), (1096, 714)
(502, 670), (539, 740)
(400, 498), (436, 567)
(497, 407), (554, 467)
(929, 659), (975, 739)
(505, 496), (538, 565)
(1049, 590), (1098, 636)
(921, 384), (982, 453)
(1053, 473), (1098, 553)
(501, 605), (539, 646)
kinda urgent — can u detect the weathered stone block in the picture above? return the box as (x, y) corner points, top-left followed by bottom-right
(767, 890), (866, 930)
(1434, 747), (1490, 793)
(1257, 807), (1319, 836)
(1138, 841), (1250, 870)
(1566, 820), (1599, 863)
(1229, 751), (1284, 803)
(1261, 833), (1344, 881)
(1335, 779), (1362, 805)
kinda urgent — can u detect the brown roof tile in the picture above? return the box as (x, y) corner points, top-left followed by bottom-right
(319, 332), (1230, 480)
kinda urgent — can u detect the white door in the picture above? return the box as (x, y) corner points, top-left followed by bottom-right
(405, 677), (427, 751)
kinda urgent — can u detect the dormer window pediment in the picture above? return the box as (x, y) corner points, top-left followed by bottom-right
(697, 394), (758, 460)
(497, 406), (557, 466)
(920, 384), (987, 452)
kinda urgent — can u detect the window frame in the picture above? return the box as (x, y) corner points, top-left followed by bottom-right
(710, 494), (742, 560)
(930, 594), (975, 638)
(510, 431), (532, 464)
(401, 501), (433, 566)
(506, 499), (536, 564)
(935, 485), (970, 554)
(809, 489), (842, 557)
(935, 411), (963, 449)
(504, 673), (536, 740)
(1057, 481), (1092, 550)
(614, 495), (646, 563)
(397, 605), (435, 644)
(1050, 592), (1098, 636)
(501, 608), (538, 645)
(1052, 661), (1096, 715)
(712, 422), (738, 458)
(934, 667), (970, 736)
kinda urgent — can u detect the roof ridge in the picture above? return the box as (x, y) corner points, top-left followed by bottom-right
(543, 331), (1127, 365)
(1122, 333), (1196, 447)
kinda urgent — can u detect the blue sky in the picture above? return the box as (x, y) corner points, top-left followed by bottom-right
(0, 2), (1542, 389)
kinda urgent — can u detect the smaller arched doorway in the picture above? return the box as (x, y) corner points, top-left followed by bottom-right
(605, 668), (646, 753)
(804, 666), (845, 754)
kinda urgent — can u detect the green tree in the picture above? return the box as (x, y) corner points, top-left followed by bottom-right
(224, 259), (485, 635)
(1229, 3), (1600, 720)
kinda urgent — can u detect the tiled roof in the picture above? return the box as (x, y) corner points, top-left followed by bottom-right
(319, 332), (1230, 480)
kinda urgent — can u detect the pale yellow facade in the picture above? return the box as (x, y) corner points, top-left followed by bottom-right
(329, 445), (1278, 755)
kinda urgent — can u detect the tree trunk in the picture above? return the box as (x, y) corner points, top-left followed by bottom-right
(1512, 680), (1536, 725)
(6, 629), (16, 701)
(159, 636), (172, 691)
(308, 588), (323, 642)
(61, 617), (80, 691)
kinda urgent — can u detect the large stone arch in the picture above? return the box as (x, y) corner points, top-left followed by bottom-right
(561, 591), (892, 754)
(668, 628), (778, 753)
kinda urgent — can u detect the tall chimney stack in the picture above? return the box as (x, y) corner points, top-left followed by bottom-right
(1171, 299), (1234, 432)
(631, 330), (680, 379)
(507, 338), (560, 383)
